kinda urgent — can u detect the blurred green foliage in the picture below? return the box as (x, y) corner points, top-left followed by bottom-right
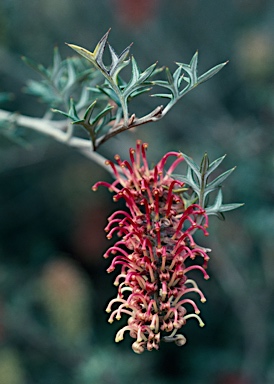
(1, 1), (274, 383)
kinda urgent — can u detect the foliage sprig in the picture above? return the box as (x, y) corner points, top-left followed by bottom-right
(22, 48), (99, 111)
(6, 31), (228, 152)
(52, 29), (228, 150)
(174, 153), (243, 219)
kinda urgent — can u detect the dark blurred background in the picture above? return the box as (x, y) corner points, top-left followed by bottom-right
(1, 1), (274, 383)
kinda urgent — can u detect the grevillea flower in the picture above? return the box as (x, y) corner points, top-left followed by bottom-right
(92, 140), (210, 353)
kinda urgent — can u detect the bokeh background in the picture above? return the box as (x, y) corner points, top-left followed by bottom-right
(1, 1), (274, 383)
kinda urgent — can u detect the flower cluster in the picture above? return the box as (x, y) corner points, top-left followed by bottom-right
(92, 140), (210, 353)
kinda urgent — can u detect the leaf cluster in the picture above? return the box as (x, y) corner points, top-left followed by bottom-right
(22, 48), (101, 110)
(174, 153), (243, 219)
(22, 30), (227, 150)
(152, 52), (228, 114)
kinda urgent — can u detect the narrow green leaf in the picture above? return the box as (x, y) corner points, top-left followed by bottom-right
(152, 80), (173, 89)
(207, 202), (244, 216)
(205, 189), (222, 214)
(108, 44), (119, 68)
(52, 98), (79, 121)
(129, 87), (152, 99)
(123, 59), (157, 99)
(200, 152), (209, 175)
(139, 62), (157, 82)
(93, 29), (110, 69)
(151, 93), (173, 99)
(205, 167), (236, 194)
(206, 154), (227, 177)
(161, 66), (181, 98)
(198, 61), (228, 85)
(173, 66), (182, 86)
(176, 63), (192, 85)
(62, 60), (76, 92)
(181, 76), (190, 84)
(94, 111), (114, 134)
(190, 50), (198, 83)
(83, 100), (97, 121)
(174, 166), (200, 194)
(176, 51), (198, 87)
(91, 104), (113, 126)
(67, 44), (98, 69)
(97, 85), (121, 106)
(166, 67), (173, 85)
(51, 108), (71, 119)
(127, 56), (140, 88)
(181, 153), (201, 181)
(218, 203), (244, 212)
(51, 47), (62, 80)
(108, 43), (131, 79)
(215, 187), (223, 207)
(174, 175), (199, 193)
(190, 51), (199, 67)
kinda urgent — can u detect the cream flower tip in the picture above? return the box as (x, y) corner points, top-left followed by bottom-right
(184, 313), (205, 327)
(200, 321), (205, 327)
(175, 335), (187, 346)
(201, 298), (207, 303)
(132, 342), (144, 354)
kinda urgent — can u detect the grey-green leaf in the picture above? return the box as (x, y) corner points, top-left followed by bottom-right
(151, 93), (173, 99)
(206, 188), (243, 215)
(91, 104), (113, 126)
(123, 59), (157, 99)
(176, 51), (198, 87)
(218, 203), (244, 212)
(83, 100), (97, 121)
(206, 154), (227, 177)
(181, 152), (201, 181)
(198, 61), (228, 85)
(205, 167), (236, 194)
(108, 43), (131, 79)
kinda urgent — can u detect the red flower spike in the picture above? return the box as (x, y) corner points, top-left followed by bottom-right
(93, 140), (211, 353)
